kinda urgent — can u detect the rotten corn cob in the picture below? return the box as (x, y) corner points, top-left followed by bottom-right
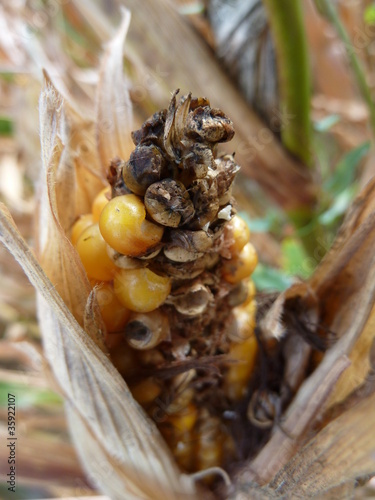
(71, 90), (258, 472)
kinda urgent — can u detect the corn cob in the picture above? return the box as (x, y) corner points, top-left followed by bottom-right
(71, 90), (258, 473)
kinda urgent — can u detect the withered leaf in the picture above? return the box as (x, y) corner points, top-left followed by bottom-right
(97, 9), (134, 173)
(38, 79), (105, 347)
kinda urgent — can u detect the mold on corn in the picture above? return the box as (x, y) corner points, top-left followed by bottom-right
(70, 90), (259, 474)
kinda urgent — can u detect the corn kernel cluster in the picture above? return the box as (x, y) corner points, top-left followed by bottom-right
(71, 91), (258, 473)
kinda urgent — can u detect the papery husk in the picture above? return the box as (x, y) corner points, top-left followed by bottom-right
(38, 78), (106, 349)
(0, 204), (197, 499)
(230, 178), (375, 497)
(96, 8), (134, 172)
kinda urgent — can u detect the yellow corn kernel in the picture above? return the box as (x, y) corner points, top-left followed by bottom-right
(71, 213), (94, 246)
(110, 343), (139, 378)
(229, 299), (257, 342)
(229, 214), (250, 255)
(99, 194), (164, 256)
(222, 242), (258, 284)
(173, 433), (194, 472)
(92, 186), (111, 222)
(76, 224), (117, 281)
(223, 334), (258, 401)
(169, 403), (198, 434)
(114, 268), (171, 312)
(196, 415), (223, 471)
(95, 282), (131, 332)
(245, 279), (256, 305)
(129, 378), (161, 405)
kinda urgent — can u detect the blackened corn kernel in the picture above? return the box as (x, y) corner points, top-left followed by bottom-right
(123, 144), (167, 196)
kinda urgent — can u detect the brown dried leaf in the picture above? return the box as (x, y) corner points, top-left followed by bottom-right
(0, 203), (197, 500)
(259, 282), (318, 341)
(97, 9), (134, 173)
(269, 392), (375, 497)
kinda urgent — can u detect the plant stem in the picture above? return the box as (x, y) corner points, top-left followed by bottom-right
(263, 0), (313, 166)
(314, 0), (375, 138)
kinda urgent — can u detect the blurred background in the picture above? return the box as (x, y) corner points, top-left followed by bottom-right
(1, 0), (375, 497)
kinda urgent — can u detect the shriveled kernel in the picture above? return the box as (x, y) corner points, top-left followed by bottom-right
(71, 214), (94, 246)
(95, 282), (131, 332)
(145, 179), (195, 227)
(76, 224), (117, 281)
(114, 268), (171, 312)
(123, 144), (166, 195)
(222, 242), (258, 284)
(99, 194), (164, 257)
(124, 309), (170, 349)
(229, 214), (251, 255)
(129, 378), (161, 405)
(92, 186), (111, 221)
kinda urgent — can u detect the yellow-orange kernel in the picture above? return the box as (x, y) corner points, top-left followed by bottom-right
(76, 224), (117, 281)
(92, 186), (111, 222)
(223, 334), (258, 401)
(114, 268), (171, 312)
(169, 403), (198, 434)
(130, 378), (161, 405)
(244, 279), (256, 305)
(110, 343), (139, 378)
(196, 415), (223, 471)
(222, 242), (258, 284)
(229, 215), (250, 255)
(173, 435), (194, 472)
(99, 194), (164, 256)
(71, 214), (94, 246)
(95, 282), (131, 332)
(229, 299), (257, 342)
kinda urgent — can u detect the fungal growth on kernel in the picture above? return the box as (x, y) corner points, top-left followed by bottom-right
(71, 90), (258, 473)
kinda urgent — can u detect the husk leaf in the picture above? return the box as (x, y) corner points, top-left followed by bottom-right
(38, 79), (105, 349)
(96, 9), (134, 174)
(0, 203), (197, 500)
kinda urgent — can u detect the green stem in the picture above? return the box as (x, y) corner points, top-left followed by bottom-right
(263, 0), (313, 166)
(314, 0), (375, 138)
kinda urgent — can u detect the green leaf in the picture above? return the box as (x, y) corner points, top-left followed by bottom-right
(281, 237), (312, 279)
(0, 381), (62, 409)
(324, 141), (370, 196)
(0, 117), (13, 136)
(314, 114), (340, 132)
(319, 185), (357, 226)
(364, 5), (375, 24)
(239, 210), (285, 235)
(252, 263), (292, 292)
